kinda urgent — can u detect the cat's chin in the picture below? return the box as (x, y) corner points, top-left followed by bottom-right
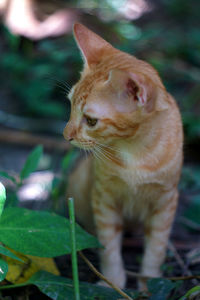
(70, 140), (95, 150)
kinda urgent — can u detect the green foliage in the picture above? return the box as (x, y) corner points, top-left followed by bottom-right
(147, 278), (177, 300)
(20, 145), (43, 181)
(0, 182), (6, 216)
(0, 207), (100, 257)
(0, 172), (17, 185)
(0, 270), (138, 300)
(0, 259), (8, 282)
(0, 245), (22, 262)
(68, 198), (80, 300)
(183, 195), (200, 228)
(179, 285), (200, 300)
(180, 166), (200, 191)
(61, 149), (79, 171)
(0, 147), (104, 298)
(0, 0), (199, 142)
(179, 166), (200, 232)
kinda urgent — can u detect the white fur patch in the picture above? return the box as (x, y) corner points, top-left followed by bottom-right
(68, 87), (75, 101)
(84, 101), (112, 119)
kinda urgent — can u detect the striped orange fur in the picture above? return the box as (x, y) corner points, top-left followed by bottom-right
(64, 23), (183, 290)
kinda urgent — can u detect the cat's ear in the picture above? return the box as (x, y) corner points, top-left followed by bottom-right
(107, 69), (168, 113)
(73, 23), (112, 66)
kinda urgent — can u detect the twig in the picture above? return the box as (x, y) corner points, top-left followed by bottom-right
(168, 241), (199, 286)
(168, 241), (192, 276)
(179, 216), (200, 231)
(68, 198), (80, 300)
(0, 128), (70, 151)
(79, 251), (133, 300)
(126, 270), (200, 281)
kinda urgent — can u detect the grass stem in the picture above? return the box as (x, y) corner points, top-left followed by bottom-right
(68, 197), (80, 300)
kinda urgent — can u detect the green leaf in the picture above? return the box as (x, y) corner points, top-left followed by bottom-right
(0, 207), (100, 257)
(61, 149), (79, 171)
(147, 278), (176, 300)
(183, 195), (200, 229)
(0, 258), (8, 282)
(179, 285), (200, 300)
(0, 172), (17, 184)
(0, 271), (137, 300)
(20, 145), (43, 180)
(0, 182), (6, 217)
(0, 245), (22, 262)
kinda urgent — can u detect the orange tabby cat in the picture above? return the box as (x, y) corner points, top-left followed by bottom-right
(64, 23), (183, 290)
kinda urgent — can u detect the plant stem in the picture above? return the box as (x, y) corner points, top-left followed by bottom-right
(79, 251), (133, 300)
(68, 198), (80, 300)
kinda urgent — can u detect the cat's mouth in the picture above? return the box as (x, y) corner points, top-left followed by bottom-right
(70, 139), (95, 150)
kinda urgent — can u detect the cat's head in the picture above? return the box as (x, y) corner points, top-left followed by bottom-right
(63, 23), (168, 149)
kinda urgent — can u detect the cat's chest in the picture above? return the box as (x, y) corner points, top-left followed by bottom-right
(102, 157), (157, 188)
(96, 161), (154, 197)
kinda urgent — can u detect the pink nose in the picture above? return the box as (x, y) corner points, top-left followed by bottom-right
(63, 124), (76, 141)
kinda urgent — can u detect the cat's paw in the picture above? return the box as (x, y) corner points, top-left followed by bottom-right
(97, 271), (126, 289)
(97, 280), (110, 288)
(138, 278), (148, 292)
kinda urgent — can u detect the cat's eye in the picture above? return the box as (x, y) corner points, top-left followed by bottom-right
(85, 115), (98, 127)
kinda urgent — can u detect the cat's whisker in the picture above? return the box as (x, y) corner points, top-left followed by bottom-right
(55, 78), (72, 90)
(81, 144), (87, 158)
(55, 84), (69, 95)
(95, 143), (117, 158)
(96, 144), (121, 160)
(47, 77), (71, 94)
(94, 145), (114, 163)
(95, 141), (123, 155)
(91, 148), (102, 163)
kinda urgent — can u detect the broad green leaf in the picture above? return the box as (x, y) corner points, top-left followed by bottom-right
(0, 271), (138, 300)
(20, 145), (43, 180)
(0, 258), (8, 282)
(0, 182), (6, 217)
(0, 207), (100, 257)
(179, 285), (200, 300)
(147, 278), (176, 300)
(0, 172), (17, 184)
(0, 245), (22, 262)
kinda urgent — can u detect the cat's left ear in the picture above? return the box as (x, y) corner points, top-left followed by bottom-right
(73, 23), (113, 66)
(107, 69), (167, 113)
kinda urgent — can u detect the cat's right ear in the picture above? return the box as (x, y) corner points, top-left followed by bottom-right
(106, 69), (168, 113)
(73, 23), (112, 66)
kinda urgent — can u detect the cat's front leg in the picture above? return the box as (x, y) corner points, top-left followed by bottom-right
(139, 189), (178, 290)
(91, 186), (126, 289)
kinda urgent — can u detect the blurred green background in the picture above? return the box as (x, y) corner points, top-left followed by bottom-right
(0, 0), (200, 144)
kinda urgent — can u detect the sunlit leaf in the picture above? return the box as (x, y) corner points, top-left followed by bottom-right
(0, 182), (6, 217)
(0, 207), (101, 257)
(0, 245), (22, 262)
(0, 259), (8, 282)
(179, 285), (200, 300)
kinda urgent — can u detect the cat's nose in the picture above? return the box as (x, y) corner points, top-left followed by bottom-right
(63, 124), (76, 142)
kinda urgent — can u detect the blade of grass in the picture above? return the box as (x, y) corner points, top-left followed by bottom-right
(68, 198), (80, 300)
(0, 182), (6, 217)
